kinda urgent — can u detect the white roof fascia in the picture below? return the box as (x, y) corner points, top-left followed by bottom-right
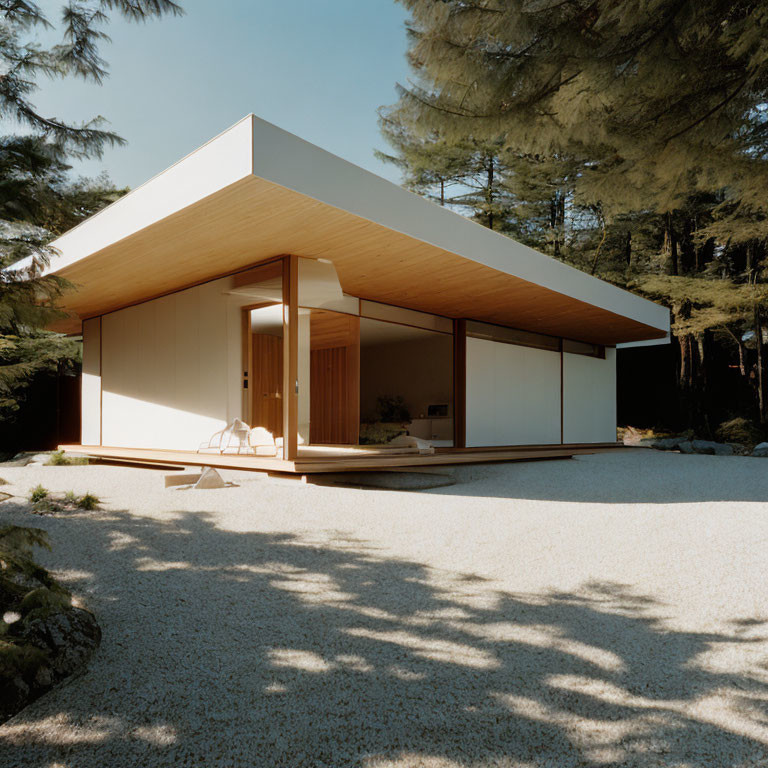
(46, 115), (255, 274)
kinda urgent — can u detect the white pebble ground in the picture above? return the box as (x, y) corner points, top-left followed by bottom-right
(1, 449), (768, 767)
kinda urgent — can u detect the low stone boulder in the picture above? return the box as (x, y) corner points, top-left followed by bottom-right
(691, 440), (734, 456)
(1, 607), (101, 723)
(752, 442), (768, 457)
(21, 607), (101, 678)
(637, 437), (681, 450)
(637, 436), (736, 455)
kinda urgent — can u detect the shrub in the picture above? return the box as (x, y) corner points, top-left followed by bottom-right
(715, 417), (766, 449)
(19, 587), (71, 615)
(376, 395), (411, 423)
(28, 485), (48, 504)
(45, 451), (89, 467)
(63, 491), (78, 505)
(76, 493), (100, 511)
(0, 478), (7, 486)
(46, 451), (68, 466)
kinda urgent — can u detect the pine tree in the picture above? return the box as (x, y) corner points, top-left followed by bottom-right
(394, 0), (768, 222)
(0, 1), (182, 418)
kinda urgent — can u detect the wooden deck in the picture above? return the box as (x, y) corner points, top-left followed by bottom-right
(59, 442), (625, 475)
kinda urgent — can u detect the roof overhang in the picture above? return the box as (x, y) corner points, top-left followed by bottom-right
(46, 115), (670, 345)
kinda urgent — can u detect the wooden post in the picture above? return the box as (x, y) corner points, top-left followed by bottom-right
(282, 255), (299, 460)
(453, 319), (466, 449)
(559, 339), (564, 444)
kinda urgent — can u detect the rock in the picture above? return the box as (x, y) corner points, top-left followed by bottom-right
(752, 442), (768, 457)
(621, 427), (642, 445)
(22, 608), (101, 679)
(193, 467), (227, 489)
(691, 440), (734, 456)
(639, 437), (735, 455)
(1, 452), (52, 467)
(27, 453), (52, 465)
(33, 664), (53, 688)
(1, 607), (101, 725)
(637, 437), (682, 450)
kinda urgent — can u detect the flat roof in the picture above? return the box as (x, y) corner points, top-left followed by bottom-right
(47, 114), (669, 344)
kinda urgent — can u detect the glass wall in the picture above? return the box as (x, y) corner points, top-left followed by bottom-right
(359, 317), (454, 446)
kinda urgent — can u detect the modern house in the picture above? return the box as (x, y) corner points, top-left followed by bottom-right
(50, 115), (669, 473)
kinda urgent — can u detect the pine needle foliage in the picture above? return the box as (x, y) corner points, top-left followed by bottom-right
(394, 0), (768, 222)
(0, 1), (180, 426)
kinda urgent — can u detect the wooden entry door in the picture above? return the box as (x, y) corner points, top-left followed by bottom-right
(309, 311), (360, 444)
(251, 333), (283, 438)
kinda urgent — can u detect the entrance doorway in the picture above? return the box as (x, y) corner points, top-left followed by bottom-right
(247, 304), (284, 437)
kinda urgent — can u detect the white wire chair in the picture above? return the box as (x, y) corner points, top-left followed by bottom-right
(198, 418), (252, 455)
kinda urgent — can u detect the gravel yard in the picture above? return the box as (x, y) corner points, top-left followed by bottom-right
(1, 449), (768, 767)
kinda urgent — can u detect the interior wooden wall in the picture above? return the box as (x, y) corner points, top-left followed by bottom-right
(309, 311), (360, 444)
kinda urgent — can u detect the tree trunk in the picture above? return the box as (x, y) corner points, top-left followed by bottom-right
(737, 339), (747, 376)
(678, 334), (691, 388)
(440, 178), (445, 206)
(756, 304), (766, 423)
(486, 156), (494, 231)
(664, 213), (679, 275)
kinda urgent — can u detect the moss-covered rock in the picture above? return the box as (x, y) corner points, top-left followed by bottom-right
(0, 525), (100, 723)
(19, 586), (72, 616)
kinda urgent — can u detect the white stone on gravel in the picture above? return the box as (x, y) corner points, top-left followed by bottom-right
(1, 451), (768, 767)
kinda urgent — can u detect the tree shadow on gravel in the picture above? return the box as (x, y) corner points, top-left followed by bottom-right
(1, 507), (768, 767)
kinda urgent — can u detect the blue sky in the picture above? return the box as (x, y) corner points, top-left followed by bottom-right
(31, 0), (412, 189)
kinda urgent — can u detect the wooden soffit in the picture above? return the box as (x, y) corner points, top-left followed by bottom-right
(49, 174), (665, 345)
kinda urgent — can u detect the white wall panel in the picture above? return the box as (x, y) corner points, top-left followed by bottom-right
(562, 348), (617, 443)
(81, 317), (101, 445)
(100, 276), (250, 450)
(466, 338), (561, 447)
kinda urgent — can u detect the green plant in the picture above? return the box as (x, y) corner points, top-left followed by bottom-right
(376, 395), (411, 423)
(0, 526), (57, 612)
(715, 417), (766, 450)
(63, 491), (78, 505)
(0, 478), (7, 487)
(76, 493), (100, 511)
(45, 452), (89, 467)
(28, 485), (48, 504)
(19, 587), (71, 615)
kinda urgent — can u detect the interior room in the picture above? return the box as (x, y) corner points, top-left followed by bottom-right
(359, 317), (454, 447)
